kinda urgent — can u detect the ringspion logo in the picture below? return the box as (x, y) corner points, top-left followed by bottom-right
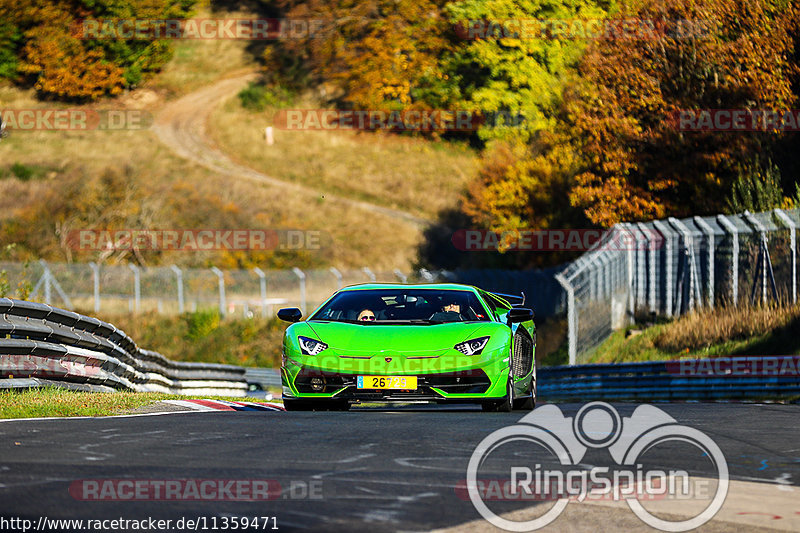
(466, 402), (728, 531)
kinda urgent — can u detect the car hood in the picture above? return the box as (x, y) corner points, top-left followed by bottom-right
(304, 320), (491, 355)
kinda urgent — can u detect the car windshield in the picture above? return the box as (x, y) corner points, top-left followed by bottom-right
(310, 289), (490, 323)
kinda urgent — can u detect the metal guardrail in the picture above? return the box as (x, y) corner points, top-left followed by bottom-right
(539, 356), (800, 402)
(245, 367), (282, 390)
(0, 298), (248, 396)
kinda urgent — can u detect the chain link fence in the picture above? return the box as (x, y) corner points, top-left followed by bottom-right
(556, 208), (799, 365)
(0, 262), (410, 319)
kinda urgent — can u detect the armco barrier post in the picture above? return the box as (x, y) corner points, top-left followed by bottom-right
(362, 267), (376, 282)
(555, 273), (577, 365)
(717, 214), (739, 306)
(292, 267), (306, 316)
(210, 267), (226, 317)
(394, 269), (408, 283)
(89, 262), (100, 313)
(253, 267), (268, 318)
(774, 209), (797, 304)
(170, 265), (184, 314)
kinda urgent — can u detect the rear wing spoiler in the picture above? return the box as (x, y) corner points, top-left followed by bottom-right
(487, 291), (526, 308)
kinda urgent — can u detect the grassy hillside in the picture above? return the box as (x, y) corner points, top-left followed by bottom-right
(583, 304), (800, 365)
(209, 90), (477, 221)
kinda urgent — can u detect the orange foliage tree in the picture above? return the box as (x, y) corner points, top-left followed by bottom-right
(566, 0), (799, 226)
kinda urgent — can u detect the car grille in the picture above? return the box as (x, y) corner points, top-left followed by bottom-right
(293, 369), (491, 396)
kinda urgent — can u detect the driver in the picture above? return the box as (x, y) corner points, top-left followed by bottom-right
(357, 309), (376, 321)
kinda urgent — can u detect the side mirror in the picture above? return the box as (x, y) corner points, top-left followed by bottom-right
(507, 307), (534, 324)
(277, 308), (303, 323)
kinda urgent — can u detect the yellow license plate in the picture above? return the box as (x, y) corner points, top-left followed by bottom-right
(357, 376), (418, 390)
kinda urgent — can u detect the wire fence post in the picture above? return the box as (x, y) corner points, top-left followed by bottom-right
(393, 269), (408, 283)
(652, 220), (674, 316)
(170, 265), (184, 314)
(623, 224), (636, 319)
(89, 262), (100, 313)
(253, 267), (268, 317)
(555, 273), (576, 365)
(129, 264), (141, 313)
(329, 267), (343, 291)
(694, 216), (716, 308)
(743, 211), (777, 305)
(717, 214), (739, 306)
(774, 209), (797, 304)
(669, 217), (702, 312)
(362, 267), (376, 282)
(210, 267), (226, 316)
(292, 267), (306, 316)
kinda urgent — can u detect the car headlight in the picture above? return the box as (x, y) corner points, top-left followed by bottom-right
(454, 336), (490, 356)
(298, 336), (328, 356)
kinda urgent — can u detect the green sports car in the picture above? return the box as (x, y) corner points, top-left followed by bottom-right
(277, 283), (536, 412)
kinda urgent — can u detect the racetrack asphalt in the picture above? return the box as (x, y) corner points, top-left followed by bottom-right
(0, 403), (798, 532)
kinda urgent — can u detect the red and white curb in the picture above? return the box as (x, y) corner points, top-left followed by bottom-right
(162, 399), (286, 412)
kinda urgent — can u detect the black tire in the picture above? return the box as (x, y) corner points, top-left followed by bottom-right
(481, 376), (513, 412)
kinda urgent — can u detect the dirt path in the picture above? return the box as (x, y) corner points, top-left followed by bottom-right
(152, 74), (430, 227)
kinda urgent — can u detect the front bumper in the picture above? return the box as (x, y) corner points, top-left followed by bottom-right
(281, 351), (511, 403)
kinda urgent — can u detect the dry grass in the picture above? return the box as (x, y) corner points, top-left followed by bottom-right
(653, 304), (800, 353)
(0, 119), (423, 269)
(208, 95), (478, 220)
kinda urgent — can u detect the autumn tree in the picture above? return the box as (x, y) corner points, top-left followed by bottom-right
(566, 0), (799, 226)
(0, 0), (196, 99)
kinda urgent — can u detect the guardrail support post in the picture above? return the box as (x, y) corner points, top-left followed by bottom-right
(210, 267), (226, 317)
(170, 265), (184, 314)
(253, 267), (268, 317)
(129, 265), (141, 313)
(292, 267), (306, 315)
(89, 262), (100, 313)
(329, 267), (343, 290)
(774, 209), (797, 304)
(555, 273), (577, 366)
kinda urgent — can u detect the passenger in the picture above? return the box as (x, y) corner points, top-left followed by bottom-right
(442, 302), (461, 314)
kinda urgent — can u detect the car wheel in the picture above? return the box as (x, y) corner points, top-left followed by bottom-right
(481, 375), (513, 412)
